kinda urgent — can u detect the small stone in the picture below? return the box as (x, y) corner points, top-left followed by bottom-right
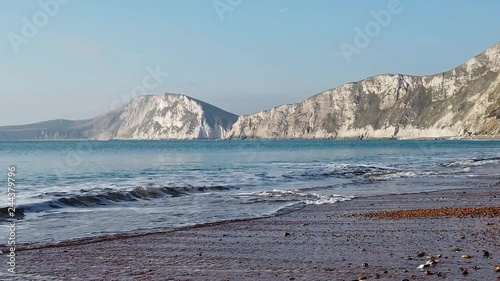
(451, 247), (462, 252)
(472, 265), (480, 270)
(358, 276), (367, 280)
(284, 232), (291, 237)
(362, 263), (369, 267)
(462, 255), (472, 259)
(437, 254), (442, 258)
(417, 264), (430, 270)
(495, 265), (500, 272)
(462, 269), (469, 275)
(483, 250), (490, 257)
(416, 252), (426, 257)
(424, 270), (433, 275)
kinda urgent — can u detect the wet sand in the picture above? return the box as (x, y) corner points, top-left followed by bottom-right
(4, 184), (500, 281)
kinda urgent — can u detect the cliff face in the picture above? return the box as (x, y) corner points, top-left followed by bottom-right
(90, 94), (238, 140)
(227, 43), (500, 139)
(0, 94), (238, 140)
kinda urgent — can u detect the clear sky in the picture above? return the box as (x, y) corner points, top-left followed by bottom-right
(1, 0), (499, 126)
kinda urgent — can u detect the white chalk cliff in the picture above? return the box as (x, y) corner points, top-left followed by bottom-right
(0, 94), (238, 140)
(227, 43), (500, 139)
(91, 94), (238, 140)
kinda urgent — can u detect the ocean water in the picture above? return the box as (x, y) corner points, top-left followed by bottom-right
(0, 140), (499, 245)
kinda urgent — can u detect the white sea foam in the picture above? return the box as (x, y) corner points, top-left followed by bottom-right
(236, 189), (354, 205)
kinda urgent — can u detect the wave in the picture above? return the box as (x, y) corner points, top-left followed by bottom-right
(282, 161), (479, 182)
(283, 164), (411, 181)
(441, 156), (500, 168)
(3, 185), (231, 217)
(236, 189), (354, 205)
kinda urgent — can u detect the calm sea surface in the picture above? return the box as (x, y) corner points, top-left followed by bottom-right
(1, 140), (499, 244)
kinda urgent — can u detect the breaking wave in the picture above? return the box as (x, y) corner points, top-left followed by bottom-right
(441, 156), (500, 168)
(5, 185), (231, 216)
(281, 161), (481, 182)
(283, 164), (422, 181)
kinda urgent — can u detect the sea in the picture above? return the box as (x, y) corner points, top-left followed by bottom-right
(0, 140), (499, 245)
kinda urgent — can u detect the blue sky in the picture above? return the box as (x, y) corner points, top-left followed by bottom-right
(1, 0), (499, 125)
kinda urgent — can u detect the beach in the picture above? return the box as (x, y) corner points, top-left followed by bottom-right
(5, 183), (499, 281)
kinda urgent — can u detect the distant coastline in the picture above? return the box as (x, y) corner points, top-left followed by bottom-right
(1, 43), (499, 141)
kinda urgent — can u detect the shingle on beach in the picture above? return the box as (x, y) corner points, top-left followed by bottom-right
(363, 206), (500, 219)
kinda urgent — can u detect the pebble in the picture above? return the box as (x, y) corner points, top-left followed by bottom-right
(284, 232), (291, 237)
(417, 264), (430, 270)
(416, 252), (426, 257)
(451, 247), (462, 252)
(461, 254), (472, 259)
(483, 250), (490, 257)
(495, 265), (500, 272)
(362, 263), (368, 267)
